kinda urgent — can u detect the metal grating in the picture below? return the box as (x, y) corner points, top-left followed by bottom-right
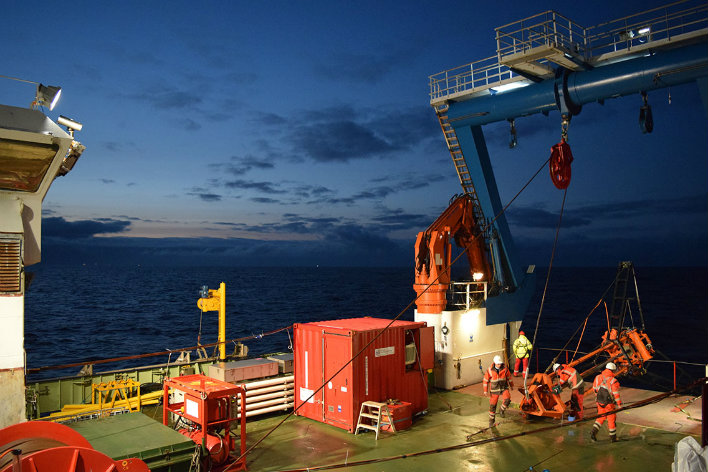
(0, 238), (22, 293)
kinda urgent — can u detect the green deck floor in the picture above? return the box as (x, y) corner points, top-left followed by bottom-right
(242, 389), (697, 471)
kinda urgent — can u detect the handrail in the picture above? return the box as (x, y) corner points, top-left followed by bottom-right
(448, 281), (487, 310)
(429, 0), (708, 102)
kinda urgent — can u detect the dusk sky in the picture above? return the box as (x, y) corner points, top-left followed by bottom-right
(2, 0), (706, 267)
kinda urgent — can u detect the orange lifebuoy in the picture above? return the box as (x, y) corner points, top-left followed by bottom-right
(549, 139), (573, 189)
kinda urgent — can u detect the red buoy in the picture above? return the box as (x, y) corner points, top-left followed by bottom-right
(549, 139), (574, 189)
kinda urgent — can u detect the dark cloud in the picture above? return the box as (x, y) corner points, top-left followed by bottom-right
(293, 184), (335, 199)
(506, 206), (592, 229)
(254, 112), (288, 126)
(123, 84), (203, 111)
(572, 194), (707, 220)
(43, 217), (131, 239)
(507, 194), (707, 229)
(182, 118), (202, 131)
(369, 107), (440, 148)
(224, 179), (287, 194)
(370, 209), (432, 231)
(250, 104), (439, 164)
(187, 187), (223, 201)
(292, 120), (397, 162)
(215, 155), (275, 176)
(196, 193), (222, 202)
(251, 197), (280, 204)
(313, 49), (412, 84)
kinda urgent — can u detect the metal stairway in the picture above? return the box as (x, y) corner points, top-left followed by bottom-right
(434, 104), (487, 226)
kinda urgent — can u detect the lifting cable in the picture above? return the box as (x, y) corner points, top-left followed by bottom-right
(270, 377), (707, 472)
(227, 156), (554, 470)
(526, 186), (569, 395)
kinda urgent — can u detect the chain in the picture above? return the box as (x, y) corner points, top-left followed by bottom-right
(561, 114), (570, 141)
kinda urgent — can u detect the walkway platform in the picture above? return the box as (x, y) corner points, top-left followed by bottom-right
(243, 382), (703, 471)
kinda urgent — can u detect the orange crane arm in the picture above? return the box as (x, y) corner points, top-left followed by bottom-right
(413, 194), (491, 313)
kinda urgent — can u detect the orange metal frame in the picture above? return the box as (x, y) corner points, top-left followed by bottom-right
(520, 328), (654, 418)
(163, 374), (247, 471)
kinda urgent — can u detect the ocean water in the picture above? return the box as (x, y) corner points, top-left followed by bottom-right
(24, 265), (707, 390)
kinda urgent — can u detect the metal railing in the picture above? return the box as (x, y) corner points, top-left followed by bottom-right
(495, 10), (588, 60)
(585, 0), (708, 58)
(447, 281), (487, 310)
(429, 0), (708, 102)
(429, 55), (516, 103)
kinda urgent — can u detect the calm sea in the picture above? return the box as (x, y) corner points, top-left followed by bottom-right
(24, 265), (707, 390)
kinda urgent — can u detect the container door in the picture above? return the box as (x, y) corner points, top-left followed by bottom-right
(323, 332), (353, 429)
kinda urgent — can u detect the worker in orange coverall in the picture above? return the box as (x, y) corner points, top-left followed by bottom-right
(483, 355), (514, 427)
(591, 362), (622, 442)
(553, 363), (585, 419)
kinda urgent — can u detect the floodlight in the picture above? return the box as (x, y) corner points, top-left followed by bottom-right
(35, 84), (62, 110)
(473, 272), (484, 281)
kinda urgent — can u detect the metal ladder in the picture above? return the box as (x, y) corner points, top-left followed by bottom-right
(434, 104), (487, 225)
(355, 401), (395, 440)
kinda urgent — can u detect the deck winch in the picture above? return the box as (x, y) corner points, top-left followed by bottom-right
(0, 421), (149, 471)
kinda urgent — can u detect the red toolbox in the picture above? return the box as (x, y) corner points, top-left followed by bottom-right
(381, 401), (413, 431)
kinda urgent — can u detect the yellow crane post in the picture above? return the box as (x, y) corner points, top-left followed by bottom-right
(197, 282), (227, 361)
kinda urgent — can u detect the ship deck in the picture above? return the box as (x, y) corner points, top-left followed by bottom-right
(243, 383), (702, 471)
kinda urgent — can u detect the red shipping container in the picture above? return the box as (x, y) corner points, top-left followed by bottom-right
(381, 401), (412, 432)
(294, 317), (434, 432)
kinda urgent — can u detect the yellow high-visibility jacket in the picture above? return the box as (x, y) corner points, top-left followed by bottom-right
(513, 334), (532, 359)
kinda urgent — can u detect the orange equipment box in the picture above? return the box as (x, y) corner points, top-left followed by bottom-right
(381, 401), (413, 431)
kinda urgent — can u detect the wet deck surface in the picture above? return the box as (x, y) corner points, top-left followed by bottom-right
(243, 384), (702, 471)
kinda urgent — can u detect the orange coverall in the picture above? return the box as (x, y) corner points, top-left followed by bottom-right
(592, 368), (621, 441)
(483, 364), (513, 426)
(557, 364), (585, 419)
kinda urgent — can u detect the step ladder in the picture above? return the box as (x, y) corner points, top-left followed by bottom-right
(355, 401), (395, 440)
(434, 104), (487, 226)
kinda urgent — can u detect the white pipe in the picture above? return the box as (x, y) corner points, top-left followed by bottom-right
(241, 375), (293, 390)
(237, 390), (293, 404)
(236, 402), (293, 418)
(242, 383), (294, 397)
(241, 396), (294, 412)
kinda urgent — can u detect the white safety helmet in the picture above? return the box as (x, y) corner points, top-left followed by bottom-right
(606, 362), (617, 371)
(553, 363), (561, 372)
(493, 355), (503, 365)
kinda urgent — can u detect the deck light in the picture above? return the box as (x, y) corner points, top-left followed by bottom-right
(473, 272), (484, 281)
(35, 84), (62, 110)
(638, 26), (651, 35)
(0, 75), (63, 111)
(489, 81), (529, 94)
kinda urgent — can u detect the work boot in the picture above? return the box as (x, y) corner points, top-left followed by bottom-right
(611, 435), (617, 443)
(489, 418), (495, 428)
(500, 409), (505, 418)
(590, 430), (597, 442)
